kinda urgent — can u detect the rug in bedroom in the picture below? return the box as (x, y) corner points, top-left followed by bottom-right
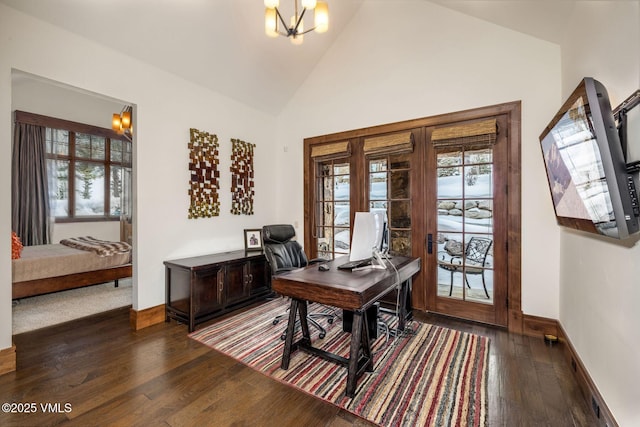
(12, 278), (132, 335)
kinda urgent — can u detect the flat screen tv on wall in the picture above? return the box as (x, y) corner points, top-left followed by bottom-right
(539, 77), (640, 239)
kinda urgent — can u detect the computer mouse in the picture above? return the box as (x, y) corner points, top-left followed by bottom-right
(318, 264), (330, 271)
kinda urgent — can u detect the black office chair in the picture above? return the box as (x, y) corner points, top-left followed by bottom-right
(262, 224), (336, 339)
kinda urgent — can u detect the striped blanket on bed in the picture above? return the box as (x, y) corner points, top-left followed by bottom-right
(60, 236), (132, 257)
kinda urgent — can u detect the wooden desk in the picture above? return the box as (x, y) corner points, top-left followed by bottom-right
(271, 255), (421, 397)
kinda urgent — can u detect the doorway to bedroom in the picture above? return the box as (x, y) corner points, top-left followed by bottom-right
(11, 70), (136, 334)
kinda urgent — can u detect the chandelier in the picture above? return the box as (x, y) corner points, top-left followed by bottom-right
(264, 0), (329, 45)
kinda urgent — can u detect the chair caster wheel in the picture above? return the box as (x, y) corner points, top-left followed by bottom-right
(328, 318), (334, 324)
(273, 319), (280, 325)
(319, 333), (326, 339)
(280, 334), (286, 340)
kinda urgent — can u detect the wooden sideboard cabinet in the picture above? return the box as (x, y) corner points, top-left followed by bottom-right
(164, 250), (271, 332)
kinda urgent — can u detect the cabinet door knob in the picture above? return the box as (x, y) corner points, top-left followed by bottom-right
(217, 271), (224, 300)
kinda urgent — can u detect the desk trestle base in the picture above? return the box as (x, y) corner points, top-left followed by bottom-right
(281, 298), (374, 398)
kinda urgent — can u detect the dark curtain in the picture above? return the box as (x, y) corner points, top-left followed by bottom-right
(11, 122), (51, 246)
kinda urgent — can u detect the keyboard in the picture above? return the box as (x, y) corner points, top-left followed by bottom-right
(337, 258), (372, 270)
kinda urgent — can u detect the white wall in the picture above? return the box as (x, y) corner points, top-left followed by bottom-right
(0, 4), (279, 350)
(277, 1), (562, 317)
(559, 2), (640, 426)
(12, 72), (123, 129)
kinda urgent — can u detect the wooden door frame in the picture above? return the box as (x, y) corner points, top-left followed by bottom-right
(303, 101), (522, 333)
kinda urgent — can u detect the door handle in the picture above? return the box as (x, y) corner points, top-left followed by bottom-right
(427, 234), (433, 254)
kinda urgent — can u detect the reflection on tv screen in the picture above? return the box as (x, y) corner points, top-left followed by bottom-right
(541, 96), (616, 233)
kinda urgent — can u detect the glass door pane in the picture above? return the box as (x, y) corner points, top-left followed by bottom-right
(436, 148), (494, 304)
(368, 153), (412, 256)
(315, 160), (350, 259)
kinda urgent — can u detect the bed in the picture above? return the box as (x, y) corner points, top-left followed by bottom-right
(12, 238), (132, 300)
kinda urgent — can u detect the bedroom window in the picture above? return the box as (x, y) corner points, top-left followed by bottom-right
(45, 128), (132, 222)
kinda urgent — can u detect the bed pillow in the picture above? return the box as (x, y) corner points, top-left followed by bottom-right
(11, 232), (23, 259)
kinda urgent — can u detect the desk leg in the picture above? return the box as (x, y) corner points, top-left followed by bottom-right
(361, 310), (373, 373)
(346, 310), (364, 398)
(298, 300), (311, 345)
(281, 299), (299, 370)
(397, 278), (412, 332)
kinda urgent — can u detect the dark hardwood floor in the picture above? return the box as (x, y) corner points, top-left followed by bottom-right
(1, 304), (599, 426)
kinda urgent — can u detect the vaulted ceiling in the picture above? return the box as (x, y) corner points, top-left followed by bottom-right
(1, 0), (580, 114)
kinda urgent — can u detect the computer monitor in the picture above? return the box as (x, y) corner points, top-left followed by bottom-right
(349, 211), (385, 262)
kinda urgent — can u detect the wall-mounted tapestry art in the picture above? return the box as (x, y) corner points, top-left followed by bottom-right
(188, 128), (220, 219)
(230, 138), (255, 215)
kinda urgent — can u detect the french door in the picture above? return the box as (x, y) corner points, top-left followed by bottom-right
(425, 116), (509, 326)
(304, 103), (520, 329)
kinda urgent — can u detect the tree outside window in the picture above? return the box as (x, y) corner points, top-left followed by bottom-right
(46, 127), (131, 221)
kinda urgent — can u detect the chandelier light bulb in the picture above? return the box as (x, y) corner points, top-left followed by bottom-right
(301, 0), (317, 9)
(314, 1), (328, 33)
(265, 7), (278, 37)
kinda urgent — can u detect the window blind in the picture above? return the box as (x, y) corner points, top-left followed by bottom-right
(310, 141), (350, 159)
(363, 131), (414, 154)
(431, 119), (497, 149)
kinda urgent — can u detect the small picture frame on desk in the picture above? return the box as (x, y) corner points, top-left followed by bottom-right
(244, 229), (263, 252)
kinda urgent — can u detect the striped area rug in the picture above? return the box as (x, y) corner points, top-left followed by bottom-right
(189, 299), (489, 427)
